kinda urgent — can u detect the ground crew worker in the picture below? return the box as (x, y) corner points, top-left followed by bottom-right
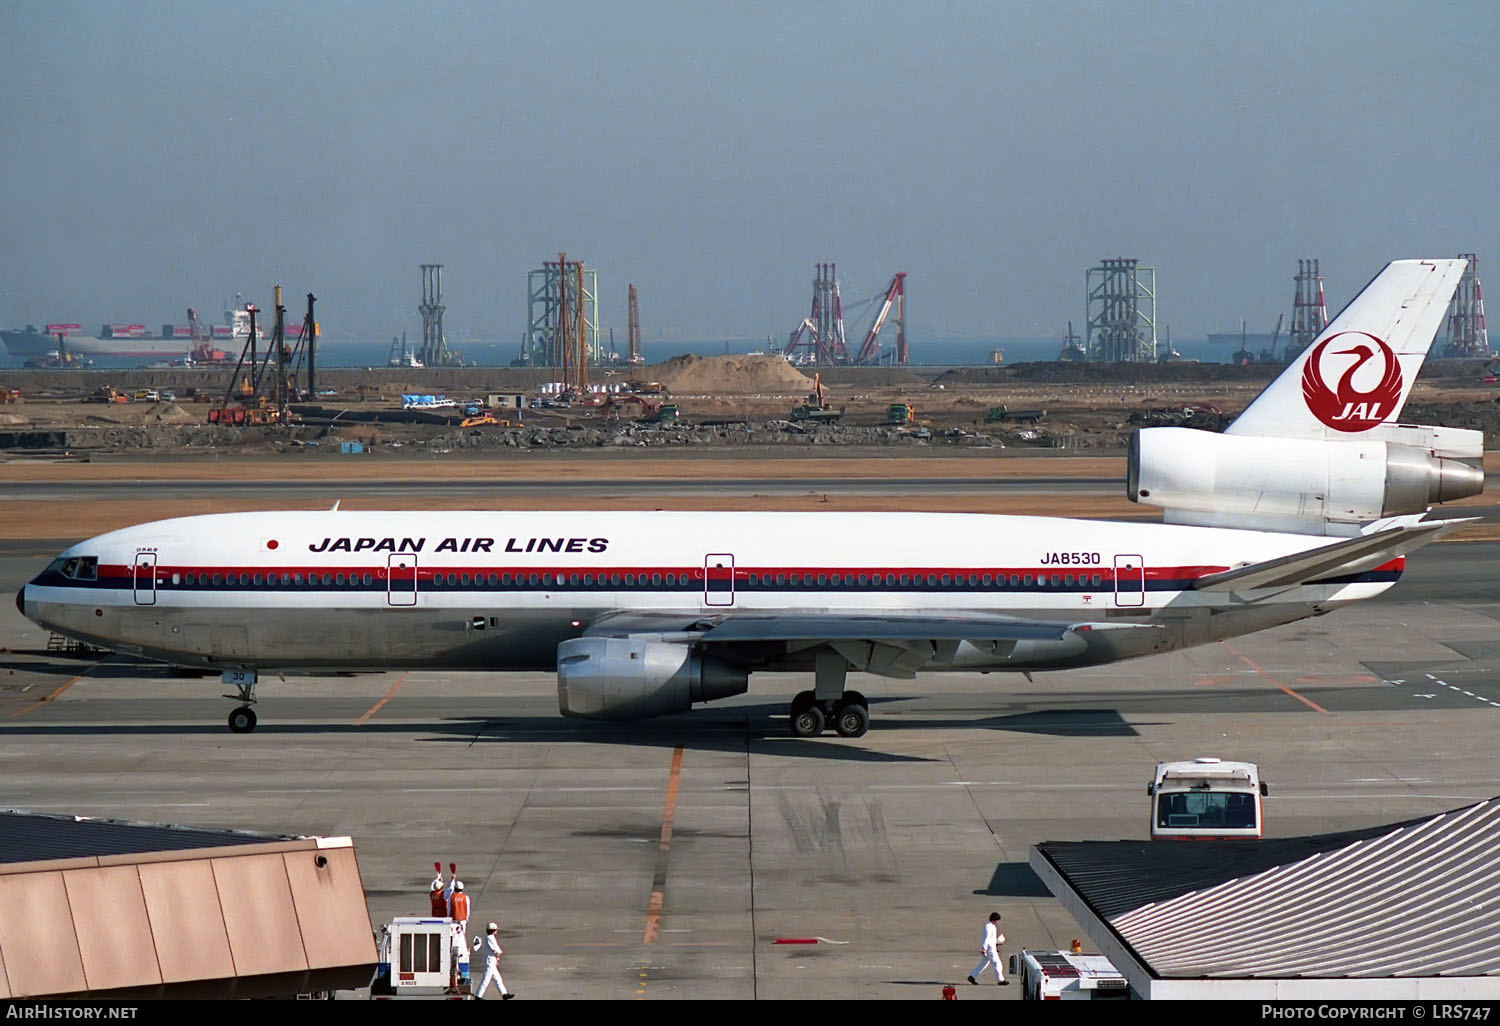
(451, 880), (470, 931)
(429, 878), (448, 917)
(449, 879), (471, 985)
(473, 922), (513, 1000)
(968, 912), (1008, 985)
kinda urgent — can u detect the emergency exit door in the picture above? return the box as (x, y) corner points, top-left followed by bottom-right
(388, 554), (418, 606)
(1113, 554), (1144, 607)
(133, 552), (156, 606)
(704, 554), (735, 606)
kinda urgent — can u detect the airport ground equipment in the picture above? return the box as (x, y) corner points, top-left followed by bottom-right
(1148, 757), (1266, 840)
(1013, 949), (1128, 1000)
(370, 917), (472, 999)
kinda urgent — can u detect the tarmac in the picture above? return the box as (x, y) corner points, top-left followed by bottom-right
(1, 534), (1498, 1000)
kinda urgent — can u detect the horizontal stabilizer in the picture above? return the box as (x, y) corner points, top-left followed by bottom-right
(1193, 519), (1474, 593)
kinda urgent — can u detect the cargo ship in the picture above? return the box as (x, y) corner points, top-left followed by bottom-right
(2, 304), (263, 361)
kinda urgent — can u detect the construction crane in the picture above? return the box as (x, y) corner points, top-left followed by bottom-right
(853, 272), (907, 365)
(627, 284), (643, 366)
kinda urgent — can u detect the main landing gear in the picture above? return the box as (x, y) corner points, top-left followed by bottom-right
(789, 690), (869, 739)
(788, 649), (869, 738)
(222, 669), (259, 734)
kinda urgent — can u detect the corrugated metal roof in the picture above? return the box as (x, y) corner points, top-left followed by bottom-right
(0, 809), (291, 865)
(1036, 799), (1500, 979)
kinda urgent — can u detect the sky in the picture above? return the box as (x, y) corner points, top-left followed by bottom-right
(1, 0), (1496, 346)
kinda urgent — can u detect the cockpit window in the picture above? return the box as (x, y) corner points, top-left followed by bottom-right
(48, 556), (99, 581)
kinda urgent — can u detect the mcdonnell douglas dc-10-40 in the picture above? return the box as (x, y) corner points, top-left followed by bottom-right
(17, 260), (1485, 737)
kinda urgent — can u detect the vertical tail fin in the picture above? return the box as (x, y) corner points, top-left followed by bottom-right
(1226, 259), (1469, 439)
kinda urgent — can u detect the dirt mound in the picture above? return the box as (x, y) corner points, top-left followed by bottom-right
(651, 354), (811, 394)
(143, 402), (198, 424)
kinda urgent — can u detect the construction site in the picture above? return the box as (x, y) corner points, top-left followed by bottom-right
(0, 255), (1492, 460)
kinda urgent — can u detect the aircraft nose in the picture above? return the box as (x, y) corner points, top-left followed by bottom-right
(15, 586), (24, 618)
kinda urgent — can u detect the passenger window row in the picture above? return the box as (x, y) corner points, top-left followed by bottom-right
(161, 570), (1113, 589)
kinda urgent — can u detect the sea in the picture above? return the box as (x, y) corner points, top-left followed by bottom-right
(0, 336), (1236, 371)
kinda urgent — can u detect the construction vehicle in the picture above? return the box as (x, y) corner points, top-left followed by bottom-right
(370, 916), (472, 1000)
(0, 388), (20, 404)
(790, 373), (844, 424)
(626, 380), (668, 397)
(88, 385), (130, 404)
(984, 404), (1045, 424)
(887, 402), (916, 425)
(1013, 948), (1129, 1000)
(460, 412), (511, 428)
(1148, 757), (1266, 840)
(603, 394), (677, 424)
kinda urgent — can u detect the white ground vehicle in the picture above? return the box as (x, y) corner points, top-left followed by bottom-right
(370, 917), (471, 999)
(1149, 757), (1267, 839)
(1014, 948), (1129, 1000)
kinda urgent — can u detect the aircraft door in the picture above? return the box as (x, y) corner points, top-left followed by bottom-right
(704, 554), (735, 607)
(388, 554), (418, 606)
(1113, 554), (1145, 607)
(133, 552), (157, 606)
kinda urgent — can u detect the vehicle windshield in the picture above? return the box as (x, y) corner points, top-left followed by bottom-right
(1155, 791), (1257, 830)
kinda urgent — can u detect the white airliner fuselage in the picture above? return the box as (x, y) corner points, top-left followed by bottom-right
(21, 509), (1394, 672)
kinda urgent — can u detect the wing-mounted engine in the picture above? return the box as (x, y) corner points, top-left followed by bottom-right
(1128, 425), (1484, 536)
(556, 637), (748, 720)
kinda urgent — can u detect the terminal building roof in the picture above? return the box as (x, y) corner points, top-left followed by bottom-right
(0, 808), (290, 864)
(1032, 797), (1500, 999)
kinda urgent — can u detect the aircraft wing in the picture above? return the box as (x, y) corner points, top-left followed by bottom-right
(585, 611), (1159, 678)
(1192, 518), (1474, 593)
(695, 614), (1076, 644)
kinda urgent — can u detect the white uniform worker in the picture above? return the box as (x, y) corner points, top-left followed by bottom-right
(968, 912), (1007, 985)
(449, 880), (470, 975)
(473, 922), (513, 1000)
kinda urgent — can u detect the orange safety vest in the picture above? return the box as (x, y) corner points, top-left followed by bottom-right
(451, 892), (470, 922)
(429, 890), (448, 917)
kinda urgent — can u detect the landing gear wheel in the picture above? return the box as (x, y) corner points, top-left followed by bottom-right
(790, 703), (825, 738)
(833, 700), (870, 738)
(228, 706), (258, 734)
(790, 690), (816, 716)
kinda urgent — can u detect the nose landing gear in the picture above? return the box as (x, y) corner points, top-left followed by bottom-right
(222, 669), (259, 733)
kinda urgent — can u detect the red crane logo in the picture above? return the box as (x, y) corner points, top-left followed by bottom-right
(1300, 331), (1403, 432)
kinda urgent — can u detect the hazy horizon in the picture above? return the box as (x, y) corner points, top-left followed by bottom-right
(3, 1), (1495, 347)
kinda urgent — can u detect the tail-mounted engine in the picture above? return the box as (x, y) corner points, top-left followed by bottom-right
(556, 637), (748, 719)
(1128, 425), (1484, 535)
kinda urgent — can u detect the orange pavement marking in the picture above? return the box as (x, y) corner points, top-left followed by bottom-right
(355, 672), (409, 724)
(9, 671), (88, 718)
(1221, 641), (1331, 714)
(643, 746), (685, 945)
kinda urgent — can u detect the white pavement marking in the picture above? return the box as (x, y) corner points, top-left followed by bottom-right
(1424, 672), (1500, 708)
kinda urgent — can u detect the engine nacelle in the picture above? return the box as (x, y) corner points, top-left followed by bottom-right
(1128, 427), (1483, 532)
(556, 637), (749, 720)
